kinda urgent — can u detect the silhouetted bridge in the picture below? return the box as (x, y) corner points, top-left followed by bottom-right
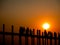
(0, 24), (60, 45)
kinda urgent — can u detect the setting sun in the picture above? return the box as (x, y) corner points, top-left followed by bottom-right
(42, 23), (50, 30)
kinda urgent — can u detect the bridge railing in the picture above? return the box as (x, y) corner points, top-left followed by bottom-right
(0, 24), (60, 45)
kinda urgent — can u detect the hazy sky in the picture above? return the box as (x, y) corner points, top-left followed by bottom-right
(0, 0), (60, 32)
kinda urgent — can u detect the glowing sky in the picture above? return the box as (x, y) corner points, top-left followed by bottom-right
(0, 0), (60, 32)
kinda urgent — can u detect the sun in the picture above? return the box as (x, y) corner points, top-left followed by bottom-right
(42, 23), (50, 30)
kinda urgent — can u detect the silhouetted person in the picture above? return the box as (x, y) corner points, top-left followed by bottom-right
(20, 27), (25, 34)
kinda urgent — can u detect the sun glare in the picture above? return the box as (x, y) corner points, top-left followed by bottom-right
(42, 23), (50, 30)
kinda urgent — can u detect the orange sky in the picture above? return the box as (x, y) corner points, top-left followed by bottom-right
(0, 0), (60, 33)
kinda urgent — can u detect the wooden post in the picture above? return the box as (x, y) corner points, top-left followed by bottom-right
(47, 37), (48, 45)
(54, 32), (57, 45)
(11, 25), (14, 45)
(44, 30), (47, 45)
(58, 33), (60, 45)
(48, 32), (53, 45)
(47, 32), (48, 45)
(2, 24), (5, 45)
(25, 28), (29, 45)
(30, 29), (32, 45)
(37, 30), (41, 45)
(42, 32), (44, 45)
(37, 30), (39, 45)
(19, 27), (25, 45)
(31, 29), (35, 45)
(30, 29), (32, 36)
